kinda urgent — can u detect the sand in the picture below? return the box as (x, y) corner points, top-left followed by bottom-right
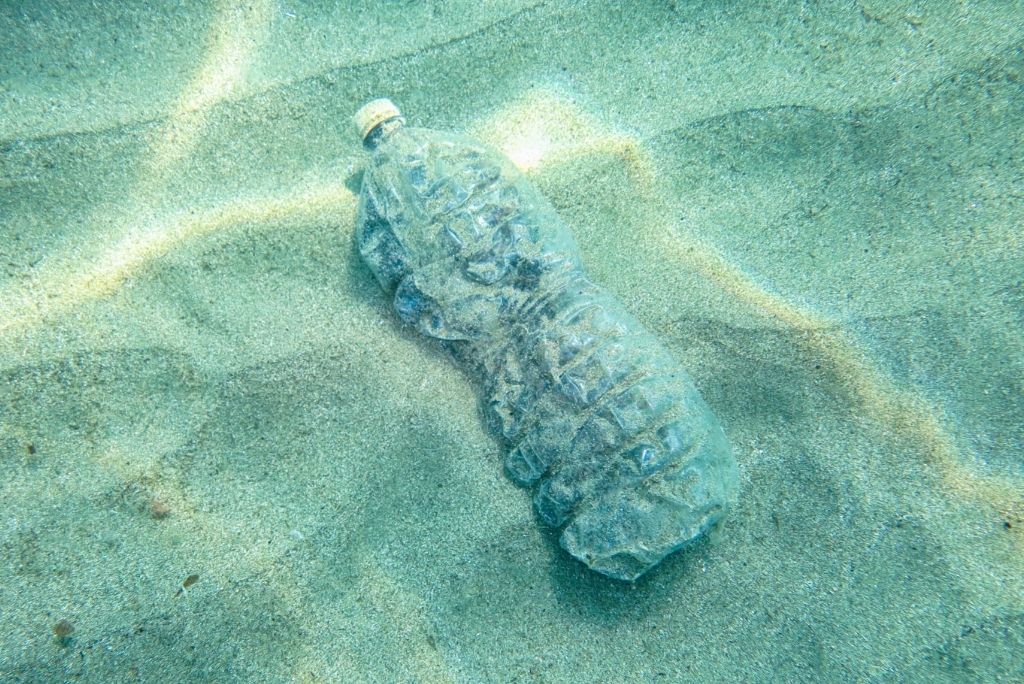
(1, 1), (1022, 681)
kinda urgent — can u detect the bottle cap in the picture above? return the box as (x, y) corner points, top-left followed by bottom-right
(353, 98), (402, 141)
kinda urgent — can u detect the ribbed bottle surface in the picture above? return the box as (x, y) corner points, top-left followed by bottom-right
(354, 104), (738, 580)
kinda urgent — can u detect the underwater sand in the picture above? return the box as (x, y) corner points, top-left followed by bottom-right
(1, 1), (1022, 681)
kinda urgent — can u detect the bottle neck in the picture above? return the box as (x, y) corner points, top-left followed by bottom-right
(364, 116), (405, 150)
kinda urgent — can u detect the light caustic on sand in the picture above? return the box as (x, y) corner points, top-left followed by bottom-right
(479, 91), (1023, 546)
(0, 4), (1018, 564)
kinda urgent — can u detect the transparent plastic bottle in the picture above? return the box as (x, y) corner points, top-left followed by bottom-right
(353, 98), (738, 580)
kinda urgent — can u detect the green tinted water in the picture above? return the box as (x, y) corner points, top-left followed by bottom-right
(1, 2), (1021, 681)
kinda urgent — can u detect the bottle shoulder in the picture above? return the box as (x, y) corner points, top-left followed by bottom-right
(358, 124), (583, 282)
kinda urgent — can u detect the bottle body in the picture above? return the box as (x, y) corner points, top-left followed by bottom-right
(356, 120), (738, 580)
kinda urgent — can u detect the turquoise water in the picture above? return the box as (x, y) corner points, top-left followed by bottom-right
(1, 2), (1022, 681)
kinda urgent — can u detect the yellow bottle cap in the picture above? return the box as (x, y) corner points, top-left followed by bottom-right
(353, 98), (402, 141)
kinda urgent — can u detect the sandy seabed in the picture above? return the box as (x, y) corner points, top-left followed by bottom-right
(1, 2), (1022, 682)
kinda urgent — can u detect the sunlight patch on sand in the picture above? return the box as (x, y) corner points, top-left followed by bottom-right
(142, 0), (273, 185)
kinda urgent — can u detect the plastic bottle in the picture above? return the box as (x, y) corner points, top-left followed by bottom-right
(352, 98), (738, 580)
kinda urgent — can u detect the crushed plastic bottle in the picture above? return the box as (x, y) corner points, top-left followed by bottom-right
(352, 98), (738, 581)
